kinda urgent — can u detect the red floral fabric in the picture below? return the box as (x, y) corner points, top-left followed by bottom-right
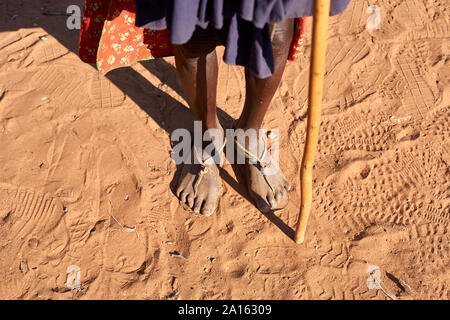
(79, 0), (306, 76)
(288, 15), (307, 61)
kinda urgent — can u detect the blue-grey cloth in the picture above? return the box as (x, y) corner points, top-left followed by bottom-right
(135, 0), (350, 78)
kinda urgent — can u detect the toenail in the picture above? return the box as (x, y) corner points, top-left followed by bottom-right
(202, 208), (213, 216)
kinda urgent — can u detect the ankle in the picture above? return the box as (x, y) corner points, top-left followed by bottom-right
(235, 119), (262, 131)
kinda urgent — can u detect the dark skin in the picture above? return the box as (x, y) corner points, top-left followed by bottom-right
(174, 19), (293, 215)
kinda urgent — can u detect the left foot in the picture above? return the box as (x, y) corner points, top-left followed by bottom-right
(234, 131), (290, 213)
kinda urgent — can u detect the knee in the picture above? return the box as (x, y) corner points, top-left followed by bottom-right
(270, 19), (294, 59)
(174, 26), (217, 59)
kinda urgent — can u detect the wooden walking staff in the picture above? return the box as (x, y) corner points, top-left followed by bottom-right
(294, 0), (331, 244)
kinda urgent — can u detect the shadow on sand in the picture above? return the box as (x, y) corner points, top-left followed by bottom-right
(0, 0), (295, 240)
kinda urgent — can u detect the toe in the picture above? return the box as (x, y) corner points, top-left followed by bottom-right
(176, 185), (184, 198)
(284, 180), (291, 191)
(186, 195), (194, 208)
(201, 204), (215, 216)
(275, 189), (283, 203)
(179, 190), (188, 203)
(252, 192), (271, 213)
(201, 194), (217, 216)
(267, 193), (277, 209)
(281, 187), (288, 200)
(193, 198), (203, 214)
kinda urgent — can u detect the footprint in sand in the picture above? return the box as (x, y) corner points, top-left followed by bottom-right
(87, 75), (126, 109)
(88, 139), (161, 294)
(0, 184), (68, 298)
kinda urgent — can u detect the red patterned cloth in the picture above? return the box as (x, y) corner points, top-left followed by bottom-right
(288, 15), (307, 61)
(79, 0), (306, 76)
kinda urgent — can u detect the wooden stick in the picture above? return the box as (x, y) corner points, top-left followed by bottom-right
(294, 0), (331, 244)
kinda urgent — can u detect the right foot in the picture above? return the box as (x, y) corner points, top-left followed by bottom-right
(175, 129), (224, 216)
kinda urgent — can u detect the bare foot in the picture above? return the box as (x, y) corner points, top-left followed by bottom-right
(235, 131), (290, 213)
(176, 158), (221, 216)
(175, 128), (224, 216)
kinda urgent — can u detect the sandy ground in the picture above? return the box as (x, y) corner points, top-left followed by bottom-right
(0, 0), (448, 300)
